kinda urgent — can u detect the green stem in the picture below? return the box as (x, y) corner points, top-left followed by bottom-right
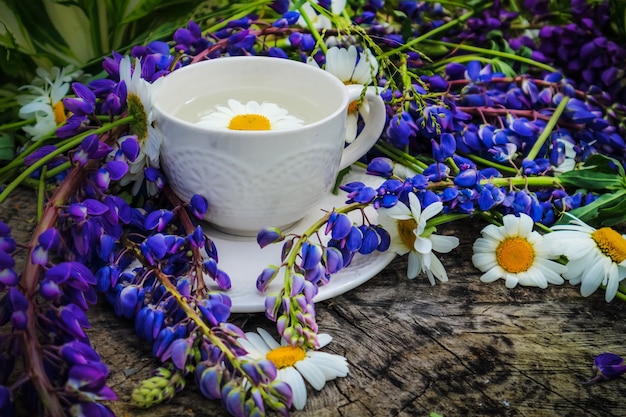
(374, 142), (428, 172)
(378, 6), (486, 59)
(430, 55), (493, 71)
(37, 166), (46, 222)
(0, 129), (70, 178)
(45, 161), (72, 179)
(297, 2), (328, 54)
(423, 40), (558, 73)
(486, 175), (561, 188)
(525, 96), (570, 161)
(0, 116), (132, 204)
(461, 153), (518, 174)
(0, 119), (33, 131)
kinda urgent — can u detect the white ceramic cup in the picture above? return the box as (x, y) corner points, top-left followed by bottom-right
(155, 56), (386, 236)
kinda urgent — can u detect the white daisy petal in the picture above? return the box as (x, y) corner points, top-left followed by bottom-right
(280, 367), (308, 410)
(316, 333), (333, 349)
(257, 328), (281, 350)
(430, 234), (460, 253)
(407, 250), (421, 279)
(345, 112), (358, 143)
(295, 358), (327, 390)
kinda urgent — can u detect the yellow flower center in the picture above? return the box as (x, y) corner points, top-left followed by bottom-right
(591, 227), (626, 263)
(228, 114), (271, 130)
(53, 101), (66, 124)
(397, 218), (417, 249)
(347, 100), (359, 114)
(127, 93), (148, 142)
(495, 237), (535, 273)
(265, 345), (306, 369)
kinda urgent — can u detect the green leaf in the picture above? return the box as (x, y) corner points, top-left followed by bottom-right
(490, 59), (516, 77)
(557, 170), (623, 191)
(556, 189), (626, 227)
(557, 154), (626, 191)
(583, 153), (625, 177)
(0, 133), (15, 161)
(598, 197), (626, 227)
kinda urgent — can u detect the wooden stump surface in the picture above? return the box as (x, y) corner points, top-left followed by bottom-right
(2, 187), (625, 417)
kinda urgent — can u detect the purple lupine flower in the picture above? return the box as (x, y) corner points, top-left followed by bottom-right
(584, 352), (626, 384)
(257, 227), (284, 249)
(327, 213), (352, 240)
(273, 11), (300, 27)
(189, 194), (208, 219)
(0, 250), (18, 287)
(300, 242), (322, 270)
(63, 83), (96, 116)
(197, 364), (224, 400)
(323, 247), (344, 274)
(197, 295), (231, 327)
(386, 112), (417, 148)
(256, 266), (279, 292)
(366, 157), (394, 177)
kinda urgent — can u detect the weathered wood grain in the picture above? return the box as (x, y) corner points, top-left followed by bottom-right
(2, 188), (625, 417)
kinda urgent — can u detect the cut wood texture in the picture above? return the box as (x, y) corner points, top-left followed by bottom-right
(2, 187), (625, 417)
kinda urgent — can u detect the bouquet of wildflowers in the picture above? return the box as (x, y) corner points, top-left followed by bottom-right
(1, 1), (626, 416)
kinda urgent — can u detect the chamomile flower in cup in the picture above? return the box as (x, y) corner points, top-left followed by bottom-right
(196, 99), (304, 131)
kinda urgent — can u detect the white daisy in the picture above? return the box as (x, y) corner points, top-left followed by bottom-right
(237, 328), (348, 411)
(16, 65), (81, 140)
(377, 193), (460, 284)
(543, 216), (626, 302)
(117, 55), (164, 195)
(472, 213), (567, 289)
(196, 99), (304, 131)
(310, 45), (379, 143)
(297, 0), (347, 30)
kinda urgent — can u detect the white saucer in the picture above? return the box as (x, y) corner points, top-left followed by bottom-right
(203, 167), (397, 313)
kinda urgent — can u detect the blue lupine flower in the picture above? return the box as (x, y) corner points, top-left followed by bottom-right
(256, 266), (279, 292)
(301, 242), (322, 270)
(366, 157), (394, 177)
(144, 209), (174, 232)
(63, 83), (96, 116)
(327, 213), (352, 240)
(273, 11), (300, 27)
(257, 227), (284, 248)
(323, 247), (344, 274)
(0, 250), (18, 288)
(431, 133), (456, 162)
(116, 285), (140, 319)
(386, 111), (417, 148)
(198, 295), (231, 327)
(585, 352), (626, 384)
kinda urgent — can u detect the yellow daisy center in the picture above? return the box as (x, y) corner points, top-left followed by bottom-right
(266, 345), (306, 369)
(591, 227), (626, 263)
(53, 101), (66, 124)
(397, 218), (417, 249)
(347, 100), (359, 114)
(127, 93), (148, 142)
(228, 114), (271, 130)
(495, 237), (535, 273)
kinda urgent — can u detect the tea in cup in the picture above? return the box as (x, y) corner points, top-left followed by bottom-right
(155, 55), (386, 236)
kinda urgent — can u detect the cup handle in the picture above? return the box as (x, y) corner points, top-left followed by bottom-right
(339, 84), (386, 170)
